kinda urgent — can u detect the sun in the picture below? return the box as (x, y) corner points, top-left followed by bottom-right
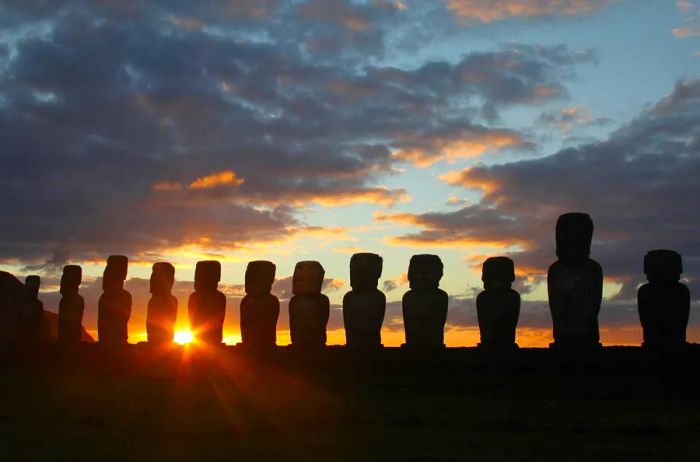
(174, 330), (194, 345)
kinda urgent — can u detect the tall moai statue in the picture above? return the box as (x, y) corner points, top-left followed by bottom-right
(58, 265), (84, 344)
(402, 254), (448, 349)
(240, 261), (280, 349)
(23, 275), (49, 343)
(97, 255), (132, 345)
(547, 213), (603, 349)
(638, 250), (690, 348)
(476, 257), (520, 350)
(146, 262), (178, 344)
(289, 261), (330, 348)
(188, 260), (226, 344)
(343, 253), (386, 349)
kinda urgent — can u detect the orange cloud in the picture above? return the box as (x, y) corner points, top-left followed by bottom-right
(439, 168), (500, 195)
(188, 170), (245, 190)
(152, 181), (182, 192)
(394, 130), (526, 167)
(446, 0), (611, 23)
(301, 187), (410, 207)
(374, 212), (524, 248)
(672, 25), (700, 38)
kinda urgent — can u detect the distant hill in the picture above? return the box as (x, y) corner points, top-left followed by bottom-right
(44, 311), (95, 343)
(2, 270), (94, 343)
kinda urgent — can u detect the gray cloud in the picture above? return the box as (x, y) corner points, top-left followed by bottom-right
(0, 1), (593, 265)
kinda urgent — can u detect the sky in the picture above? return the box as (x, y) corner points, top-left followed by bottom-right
(1, 0), (700, 346)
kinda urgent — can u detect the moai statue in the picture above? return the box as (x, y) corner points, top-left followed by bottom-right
(240, 261), (280, 349)
(146, 262), (178, 344)
(289, 261), (329, 348)
(97, 255), (132, 345)
(188, 260), (226, 344)
(638, 250), (690, 349)
(343, 253), (386, 349)
(58, 265), (84, 344)
(24, 275), (49, 343)
(0, 271), (24, 344)
(547, 213), (603, 349)
(476, 257), (520, 350)
(402, 254), (448, 349)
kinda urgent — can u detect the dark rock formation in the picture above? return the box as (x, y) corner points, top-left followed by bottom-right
(402, 254), (448, 349)
(58, 265), (85, 344)
(240, 260), (279, 349)
(638, 250), (690, 348)
(0, 271), (24, 344)
(343, 253), (385, 349)
(97, 255), (132, 345)
(476, 257), (520, 350)
(188, 260), (226, 345)
(289, 261), (329, 348)
(547, 213), (603, 349)
(146, 262), (178, 344)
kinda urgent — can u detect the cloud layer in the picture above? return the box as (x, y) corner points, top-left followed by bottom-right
(0, 1), (594, 265)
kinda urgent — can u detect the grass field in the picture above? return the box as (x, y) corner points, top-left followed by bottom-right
(0, 345), (698, 461)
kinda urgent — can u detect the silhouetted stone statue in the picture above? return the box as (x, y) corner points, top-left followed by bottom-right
(547, 213), (602, 349)
(146, 262), (178, 344)
(58, 265), (85, 344)
(0, 271), (24, 344)
(188, 260), (226, 345)
(638, 250), (690, 349)
(289, 261), (329, 348)
(240, 261), (279, 349)
(477, 257), (520, 350)
(97, 255), (132, 345)
(343, 253), (386, 349)
(23, 275), (49, 343)
(402, 254), (448, 349)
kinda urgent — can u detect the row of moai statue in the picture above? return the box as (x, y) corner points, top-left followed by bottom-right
(6, 213), (692, 349)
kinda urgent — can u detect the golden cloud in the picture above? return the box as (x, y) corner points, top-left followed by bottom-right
(446, 0), (611, 23)
(393, 130), (526, 167)
(188, 170), (245, 190)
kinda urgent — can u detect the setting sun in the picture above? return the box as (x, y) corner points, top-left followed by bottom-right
(174, 330), (194, 345)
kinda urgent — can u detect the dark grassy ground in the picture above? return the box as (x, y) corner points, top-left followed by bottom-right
(0, 345), (699, 461)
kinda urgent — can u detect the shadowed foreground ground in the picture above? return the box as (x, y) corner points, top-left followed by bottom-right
(0, 345), (699, 461)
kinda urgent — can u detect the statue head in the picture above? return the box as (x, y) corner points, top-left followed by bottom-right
(644, 249), (682, 284)
(194, 260), (221, 292)
(60, 265), (82, 295)
(408, 254), (443, 290)
(150, 262), (175, 295)
(292, 261), (325, 295)
(555, 212), (593, 261)
(102, 255), (128, 291)
(350, 253), (383, 291)
(245, 260), (276, 295)
(24, 275), (40, 301)
(481, 257), (515, 290)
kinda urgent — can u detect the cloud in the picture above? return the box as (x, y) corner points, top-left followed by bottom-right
(382, 78), (700, 307)
(445, 0), (612, 23)
(678, 1), (695, 13)
(536, 106), (612, 133)
(0, 2), (594, 265)
(393, 123), (532, 166)
(672, 1), (700, 38)
(188, 170), (245, 190)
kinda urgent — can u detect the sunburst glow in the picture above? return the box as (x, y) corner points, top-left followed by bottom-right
(174, 330), (194, 345)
